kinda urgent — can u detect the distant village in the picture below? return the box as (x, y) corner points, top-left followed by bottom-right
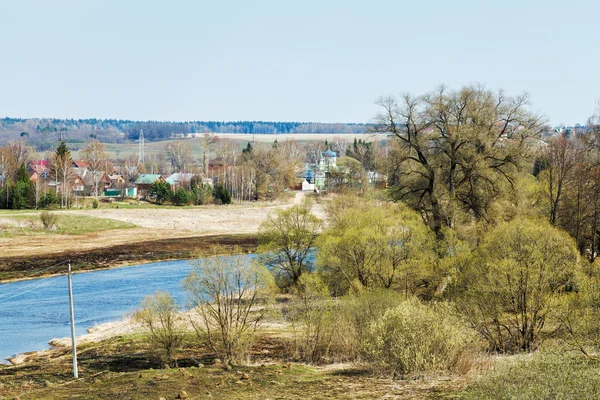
(0, 137), (387, 208)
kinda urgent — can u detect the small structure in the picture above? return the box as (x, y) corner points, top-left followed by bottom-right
(72, 176), (85, 194)
(166, 172), (195, 190)
(302, 179), (315, 191)
(134, 174), (165, 198)
(108, 173), (126, 187)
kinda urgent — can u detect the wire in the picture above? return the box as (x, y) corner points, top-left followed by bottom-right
(0, 260), (70, 301)
(0, 275), (63, 303)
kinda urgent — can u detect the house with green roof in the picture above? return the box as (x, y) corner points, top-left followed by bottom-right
(134, 174), (166, 198)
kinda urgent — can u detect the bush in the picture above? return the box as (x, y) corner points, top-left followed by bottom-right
(287, 287), (407, 364)
(40, 192), (60, 209)
(40, 211), (58, 229)
(288, 273), (341, 363)
(92, 199), (99, 209)
(213, 184), (231, 205)
(456, 218), (579, 353)
(361, 299), (479, 375)
(133, 291), (185, 367)
(171, 188), (191, 206)
(183, 254), (275, 365)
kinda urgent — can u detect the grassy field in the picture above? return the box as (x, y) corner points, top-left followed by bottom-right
(0, 333), (464, 400)
(4, 326), (598, 399)
(69, 133), (389, 161)
(461, 352), (600, 399)
(0, 213), (136, 238)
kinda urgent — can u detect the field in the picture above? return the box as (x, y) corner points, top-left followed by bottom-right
(68, 133), (388, 160)
(0, 194), (324, 280)
(0, 335), (464, 400)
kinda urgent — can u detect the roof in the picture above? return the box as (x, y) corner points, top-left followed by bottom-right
(322, 149), (337, 158)
(134, 174), (164, 185)
(73, 160), (91, 169)
(166, 173), (195, 185)
(29, 160), (49, 168)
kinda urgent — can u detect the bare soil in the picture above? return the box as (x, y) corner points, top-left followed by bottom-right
(0, 194), (326, 281)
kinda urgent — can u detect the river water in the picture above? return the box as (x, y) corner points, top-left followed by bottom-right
(0, 258), (241, 362)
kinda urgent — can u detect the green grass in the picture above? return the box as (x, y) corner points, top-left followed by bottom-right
(460, 352), (600, 399)
(0, 213), (136, 236)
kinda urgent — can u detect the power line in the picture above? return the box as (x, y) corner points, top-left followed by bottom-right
(0, 275), (63, 302)
(0, 260), (70, 301)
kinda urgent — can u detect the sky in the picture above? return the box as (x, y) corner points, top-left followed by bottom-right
(0, 0), (598, 125)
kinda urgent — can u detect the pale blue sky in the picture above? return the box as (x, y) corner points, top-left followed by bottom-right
(0, 0), (598, 125)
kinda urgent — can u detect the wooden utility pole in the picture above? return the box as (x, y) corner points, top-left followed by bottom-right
(68, 262), (79, 378)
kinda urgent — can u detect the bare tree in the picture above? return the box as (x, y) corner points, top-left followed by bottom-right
(198, 133), (218, 176)
(305, 142), (325, 166)
(331, 137), (350, 157)
(81, 138), (108, 197)
(538, 133), (580, 225)
(166, 141), (193, 172)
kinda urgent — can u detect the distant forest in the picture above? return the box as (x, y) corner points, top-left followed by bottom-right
(0, 118), (367, 149)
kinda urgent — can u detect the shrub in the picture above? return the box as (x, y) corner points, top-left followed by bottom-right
(288, 273), (341, 363)
(288, 287), (407, 363)
(133, 291), (185, 367)
(39, 192), (60, 209)
(40, 211), (58, 229)
(183, 254), (275, 365)
(171, 188), (191, 206)
(92, 199), (99, 209)
(361, 299), (479, 375)
(213, 184), (231, 205)
(457, 218), (579, 353)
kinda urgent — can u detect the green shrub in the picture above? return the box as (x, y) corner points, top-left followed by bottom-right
(213, 184), (231, 205)
(92, 199), (99, 209)
(171, 188), (191, 206)
(40, 192), (60, 209)
(40, 211), (58, 229)
(462, 353), (600, 400)
(361, 298), (479, 375)
(344, 289), (405, 349)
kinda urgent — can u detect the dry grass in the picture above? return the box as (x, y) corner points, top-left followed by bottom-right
(1, 333), (466, 400)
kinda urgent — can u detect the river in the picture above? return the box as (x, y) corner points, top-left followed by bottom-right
(0, 257), (245, 362)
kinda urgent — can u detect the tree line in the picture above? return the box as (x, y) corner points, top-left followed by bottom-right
(0, 117), (367, 147)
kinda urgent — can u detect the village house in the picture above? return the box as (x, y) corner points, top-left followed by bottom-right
(166, 172), (195, 190)
(134, 174), (166, 198)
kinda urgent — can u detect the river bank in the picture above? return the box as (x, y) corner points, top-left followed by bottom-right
(0, 233), (258, 282)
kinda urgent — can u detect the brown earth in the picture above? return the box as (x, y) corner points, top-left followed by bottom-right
(0, 194), (326, 281)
